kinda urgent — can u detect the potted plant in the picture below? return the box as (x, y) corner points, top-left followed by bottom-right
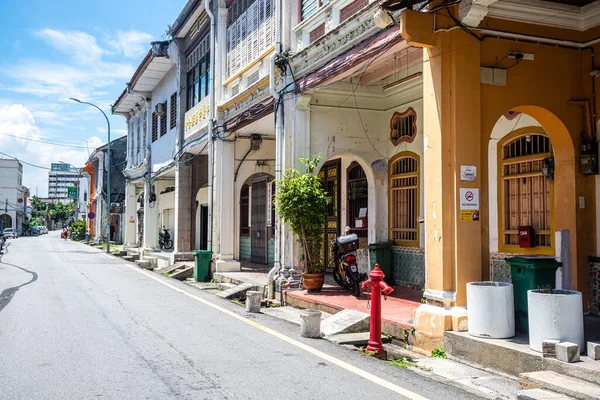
(275, 156), (330, 292)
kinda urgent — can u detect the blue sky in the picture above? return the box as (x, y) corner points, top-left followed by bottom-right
(0, 0), (186, 196)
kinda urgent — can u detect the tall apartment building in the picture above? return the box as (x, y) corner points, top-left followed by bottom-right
(48, 162), (83, 200)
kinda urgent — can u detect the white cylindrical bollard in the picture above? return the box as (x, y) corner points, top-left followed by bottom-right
(300, 310), (322, 338)
(528, 289), (584, 352)
(245, 291), (262, 313)
(467, 282), (515, 339)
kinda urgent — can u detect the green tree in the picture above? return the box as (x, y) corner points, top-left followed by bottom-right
(275, 156), (330, 274)
(49, 201), (71, 223)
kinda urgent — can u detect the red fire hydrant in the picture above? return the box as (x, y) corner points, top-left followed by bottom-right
(361, 264), (394, 358)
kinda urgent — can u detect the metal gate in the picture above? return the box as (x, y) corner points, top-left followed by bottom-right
(251, 179), (268, 264)
(319, 159), (341, 270)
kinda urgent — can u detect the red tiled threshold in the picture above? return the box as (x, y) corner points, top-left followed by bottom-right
(283, 285), (422, 336)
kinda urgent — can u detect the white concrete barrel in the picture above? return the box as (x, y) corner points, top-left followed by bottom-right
(528, 290), (584, 353)
(300, 310), (322, 338)
(245, 291), (262, 313)
(467, 282), (515, 339)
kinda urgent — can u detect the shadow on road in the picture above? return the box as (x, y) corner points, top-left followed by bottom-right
(0, 241), (39, 313)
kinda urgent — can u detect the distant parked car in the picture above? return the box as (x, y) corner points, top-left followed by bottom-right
(31, 226), (41, 236)
(40, 226), (48, 234)
(3, 228), (18, 239)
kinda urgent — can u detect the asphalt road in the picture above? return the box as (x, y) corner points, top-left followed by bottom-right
(0, 233), (482, 400)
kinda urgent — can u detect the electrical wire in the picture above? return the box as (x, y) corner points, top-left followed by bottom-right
(0, 132), (91, 148)
(0, 151), (52, 170)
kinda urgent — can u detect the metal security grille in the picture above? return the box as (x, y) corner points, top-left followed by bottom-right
(502, 134), (553, 248)
(390, 155), (418, 244)
(390, 108), (417, 146)
(170, 93), (177, 130)
(152, 112), (158, 142)
(251, 179), (268, 264)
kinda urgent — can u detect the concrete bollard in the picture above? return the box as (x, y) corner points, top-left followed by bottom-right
(300, 310), (322, 338)
(245, 291), (262, 313)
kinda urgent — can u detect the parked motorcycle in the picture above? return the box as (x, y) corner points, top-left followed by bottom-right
(332, 233), (366, 297)
(159, 228), (173, 250)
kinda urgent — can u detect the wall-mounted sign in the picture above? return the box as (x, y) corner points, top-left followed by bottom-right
(460, 165), (477, 181)
(88, 212), (95, 220)
(184, 103), (210, 133)
(459, 188), (479, 221)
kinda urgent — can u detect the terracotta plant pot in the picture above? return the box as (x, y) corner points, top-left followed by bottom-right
(303, 273), (325, 292)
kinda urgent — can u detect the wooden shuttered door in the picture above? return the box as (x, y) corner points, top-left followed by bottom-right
(501, 134), (553, 249)
(226, 0), (275, 79)
(389, 154), (419, 246)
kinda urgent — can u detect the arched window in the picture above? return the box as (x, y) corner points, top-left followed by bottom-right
(240, 184), (250, 236)
(389, 153), (419, 246)
(500, 133), (553, 251)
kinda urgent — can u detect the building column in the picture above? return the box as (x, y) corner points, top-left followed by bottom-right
(421, 27), (482, 308)
(124, 183), (138, 247)
(174, 164), (193, 252)
(143, 179), (159, 250)
(213, 139), (240, 272)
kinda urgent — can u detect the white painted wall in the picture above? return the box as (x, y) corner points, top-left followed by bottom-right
(488, 113), (542, 253)
(150, 67), (179, 171)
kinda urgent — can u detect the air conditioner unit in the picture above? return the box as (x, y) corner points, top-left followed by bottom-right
(155, 103), (166, 116)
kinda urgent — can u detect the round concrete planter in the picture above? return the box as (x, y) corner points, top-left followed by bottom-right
(467, 282), (515, 339)
(528, 289), (584, 352)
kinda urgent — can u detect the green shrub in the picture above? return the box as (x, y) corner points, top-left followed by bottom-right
(69, 221), (86, 241)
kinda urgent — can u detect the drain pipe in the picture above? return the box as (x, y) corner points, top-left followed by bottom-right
(267, 0), (283, 300)
(205, 0), (216, 253)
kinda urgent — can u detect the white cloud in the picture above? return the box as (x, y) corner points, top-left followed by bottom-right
(35, 29), (105, 65)
(104, 30), (153, 58)
(0, 104), (105, 197)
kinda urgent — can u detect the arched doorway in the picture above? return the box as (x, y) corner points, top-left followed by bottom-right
(239, 173), (275, 265)
(0, 214), (12, 231)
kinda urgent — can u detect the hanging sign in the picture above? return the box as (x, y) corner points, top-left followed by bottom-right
(459, 188), (479, 221)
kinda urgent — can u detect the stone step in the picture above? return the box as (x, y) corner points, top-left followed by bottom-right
(217, 282), (236, 291)
(135, 260), (152, 270)
(216, 282), (259, 300)
(123, 256), (135, 262)
(321, 309), (370, 337)
(518, 389), (575, 400)
(262, 306), (332, 326)
(168, 265), (194, 281)
(118, 250), (128, 256)
(520, 371), (600, 400)
(327, 332), (392, 346)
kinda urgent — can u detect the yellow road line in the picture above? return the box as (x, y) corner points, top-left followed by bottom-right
(118, 260), (429, 400)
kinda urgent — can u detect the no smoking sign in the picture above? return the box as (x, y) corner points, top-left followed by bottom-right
(459, 188), (479, 210)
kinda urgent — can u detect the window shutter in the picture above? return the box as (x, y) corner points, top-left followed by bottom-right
(301, 0), (318, 20)
(170, 93), (177, 130)
(152, 112), (158, 142)
(142, 111), (147, 152)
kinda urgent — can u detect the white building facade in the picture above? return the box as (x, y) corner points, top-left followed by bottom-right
(0, 159), (26, 234)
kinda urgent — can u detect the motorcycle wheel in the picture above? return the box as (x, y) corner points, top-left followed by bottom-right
(353, 280), (361, 298)
(332, 266), (344, 288)
(165, 239), (173, 250)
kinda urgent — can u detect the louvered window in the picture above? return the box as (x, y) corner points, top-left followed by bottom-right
(389, 153), (419, 246)
(136, 122), (141, 164)
(501, 134), (553, 249)
(226, 0), (275, 79)
(142, 111), (147, 153)
(170, 92), (177, 129)
(301, 0), (330, 21)
(240, 184), (250, 236)
(186, 36), (210, 111)
(152, 112), (158, 142)
(160, 103), (167, 136)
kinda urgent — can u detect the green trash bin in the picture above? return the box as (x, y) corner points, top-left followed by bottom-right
(368, 242), (394, 285)
(194, 250), (213, 282)
(507, 256), (561, 333)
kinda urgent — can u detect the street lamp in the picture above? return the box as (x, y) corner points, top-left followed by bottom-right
(70, 97), (111, 253)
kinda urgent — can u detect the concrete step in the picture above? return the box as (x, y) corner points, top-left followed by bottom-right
(118, 250), (128, 256)
(216, 282), (259, 300)
(262, 306), (332, 326)
(518, 389), (575, 400)
(520, 371), (600, 400)
(168, 265), (194, 281)
(135, 259), (153, 270)
(321, 309), (370, 337)
(217, 282), (236, 291)
(123, 256), (135, 262)
(327, 332), (391, 346)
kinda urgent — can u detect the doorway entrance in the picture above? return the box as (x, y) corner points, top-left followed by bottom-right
(251, 179), (268, 264)
(319, 159), (341, 270)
